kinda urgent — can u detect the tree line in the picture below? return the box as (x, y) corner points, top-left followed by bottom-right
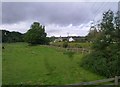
(1, 22), (50, 44)
(1, 30), (24, 43)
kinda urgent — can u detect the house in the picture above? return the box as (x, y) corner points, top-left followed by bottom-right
(53, 36), (86, 43)
(68, 37), (75, 42)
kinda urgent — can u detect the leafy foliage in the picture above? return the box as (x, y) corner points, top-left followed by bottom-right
(24, 22), (49, 45)
(2, 30), (24, 43)
(63, 42), (68, 48)
(81, 10), (120, 77)
(87, 26), (98, 42)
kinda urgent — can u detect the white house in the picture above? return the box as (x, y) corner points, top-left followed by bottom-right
(68, 37), (75, 42)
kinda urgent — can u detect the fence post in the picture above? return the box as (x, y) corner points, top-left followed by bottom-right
(115, 76), (118, 85)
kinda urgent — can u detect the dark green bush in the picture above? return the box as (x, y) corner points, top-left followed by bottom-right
(63, 42), (68, 48)
(81, 50), (120, 77)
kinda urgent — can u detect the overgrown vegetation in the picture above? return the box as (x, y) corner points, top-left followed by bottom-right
(81, 10), (120, 77)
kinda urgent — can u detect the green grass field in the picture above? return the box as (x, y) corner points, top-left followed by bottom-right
(2, 43), (104, 85)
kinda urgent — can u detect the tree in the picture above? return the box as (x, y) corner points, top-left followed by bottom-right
(2, 30), (23, 43)
(24, 22), (49, 45)
(114, 11), (120, 45)
(49, 36), (56, 42)
(93, 10), (115, 50)
(87, 26), (98, 42)
(81, 10), (120, 77)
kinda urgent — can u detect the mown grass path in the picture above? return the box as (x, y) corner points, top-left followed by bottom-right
(2, 43), (104, 85)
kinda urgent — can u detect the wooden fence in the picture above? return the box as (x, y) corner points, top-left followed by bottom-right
(66, 48), (91, 54)
(69, 76), (120, 85)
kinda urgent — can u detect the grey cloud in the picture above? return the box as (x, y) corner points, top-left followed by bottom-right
(2, 2), (118, 25)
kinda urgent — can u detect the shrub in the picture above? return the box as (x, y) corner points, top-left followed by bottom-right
(63, 42), (68, 48)
(81, 50), (120, 77)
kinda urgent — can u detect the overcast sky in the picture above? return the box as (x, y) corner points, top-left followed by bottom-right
(0, 2), (118, 37)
